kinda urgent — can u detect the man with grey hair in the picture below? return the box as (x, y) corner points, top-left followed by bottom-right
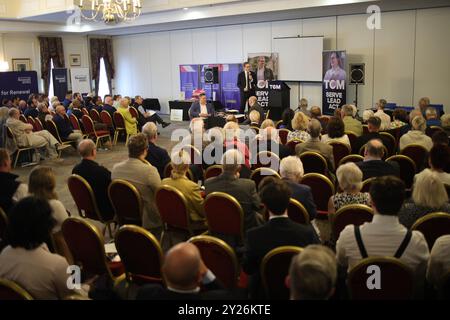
(205, 149), (262, 239)
(356, 139), (399, 180)
(136, 242), (230, 299)
(143, 122), (170, 179)
(288, 245), (337, 300)
(295, 119), (335, 171)
(425, 107), (441, 127)
(18, 100), (27, 114)
(342, 104), (363, 136)
(6, 107), (60, 160)
(280, 156), (317, 220)
(72, 139), (113, 216)
(53, 105), (83, 144)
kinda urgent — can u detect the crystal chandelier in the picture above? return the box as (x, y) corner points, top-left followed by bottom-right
(77, 0), (142, 24)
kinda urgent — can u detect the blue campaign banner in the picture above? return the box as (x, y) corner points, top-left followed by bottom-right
(180, 65), (200, 99)
(219, 64), (242, 109)
(0, 71), (39, 100)
(52, 68), (68, 101)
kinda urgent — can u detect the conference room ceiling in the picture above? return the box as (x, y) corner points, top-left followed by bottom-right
(0, 0), (448, 35)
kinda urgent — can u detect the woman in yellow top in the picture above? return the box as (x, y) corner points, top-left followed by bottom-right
(117, 98), (138, 135)
(161, 150), (207, 230)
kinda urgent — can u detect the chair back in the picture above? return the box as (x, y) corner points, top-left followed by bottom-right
(189, 235), (239, 289)
(100, 111), (114, 128)
(299, 151), (328, 175)
(318, 116), (330, 129)
(46, 119), (64, 143)
(204, 192), (244, 241)
(329, 142), (351, 169)
(19, 114), (27, 123)
(261, 246), (303, 299)
(27, 116), (36, 131)
(250, 167), (281, 190)
(379, 132), (396, 156)
(0, 278), (33, 300)
(0, 206), (8, 247)
(348, 257), (414, 299)
(278, 129), (290, 145)
(163, 162), (195, 181)
(411, 213), (450, 249)
(385, 155), (416, 189)
(400, 144), (428, 172)
(286, 139), (303, 154)
(250, 126), (260, 134)
(113, 112), (126, 129)
(361, 177), (376, 193)
(182, 144), (202, 165)
(275, 120), (283, 129)
(345, 131), (358, 151)
(62, 217), (113, 278)
(69, 114), (82, 131)
(81, 108), (89, 116)
(362, 125), (369, 135)
(90, 109), (101, 122)
(81, 115), (96, 135)
(68, 174), (114, 222)
(108, 180), (143, 226)
(204, 165), (223, 180)
(129, 107), (138, 119)
(333, 204), (373, 240)
(445, 184), (450, 200)
(426, 125), (444, 138)
(301, 173), (335, 213)
(115, 225), (164, 285)
(256, 151), (280, 170)
(287, 199), (310, 224)
(34, 118), (44, 131)
(338, 154), (364, 167)
(155, 185), (191, 231)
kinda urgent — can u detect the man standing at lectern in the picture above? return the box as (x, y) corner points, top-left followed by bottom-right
(237, 62), (257, 113)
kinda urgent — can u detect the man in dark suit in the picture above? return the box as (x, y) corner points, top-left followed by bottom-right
(353, 116), (394, 154)
(24, 99), (39, 118)
(53, 105), (83, 144)
(62, 92), (72, 110)
(136, 242), (233, 300)
(279, 156), (317, 220)
(133, 95), (170, 128)
(237, 62), (257, 113)
(242, 177), (320, 298)
(142, 122), (170, 179)
(204, 149), (262, 233)
(243, 96), (265, 125)
(189, 93), (214, 119)
(102, 96), (116, 118)
(356, 139), (400, 181)
(256, 56), (274, 82)
(72, 139), (114, 216)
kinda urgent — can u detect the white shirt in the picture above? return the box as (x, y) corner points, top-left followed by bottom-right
(374, 110), (391, 131)
(427, 235), (450, 287)
(48, 199), (69, 233)
(12, 183), (28, 203)
(336, 214), (430, 275)
(200, 103), (208, 116)
(244, 71), (249, 91)
(257, 68), (265, 82)
(0, 244), (75, 299)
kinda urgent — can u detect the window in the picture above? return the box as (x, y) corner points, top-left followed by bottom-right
(98, 57), (110, 100)
(48, 59), (55, 98)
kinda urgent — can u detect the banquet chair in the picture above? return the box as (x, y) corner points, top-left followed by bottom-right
(0, 278), (33, 300)
(411, 213), (450, 249)
(108, 179), (143, 226)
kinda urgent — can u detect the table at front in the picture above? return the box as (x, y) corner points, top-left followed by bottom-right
(169, 100), (192, 121)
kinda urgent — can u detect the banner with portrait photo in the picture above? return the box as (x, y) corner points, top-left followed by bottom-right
(322, 51), (347, 115)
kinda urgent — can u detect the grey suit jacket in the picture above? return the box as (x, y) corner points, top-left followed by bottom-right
(111, 158), (162, 231)
(295, 139), (335, 171)
(204, 172), (261, 232)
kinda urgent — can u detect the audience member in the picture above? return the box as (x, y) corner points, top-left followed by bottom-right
(248, 110), (261, 127)
(425, 107), (441, 127)
(341, 104), (363, 136)
(223, 121), (250, 168)
(415, 144), (450, 185)
(287, 111), (310, 141)
(288, 245), (337, 300)
(24, 98), (39, 118)
(336, 176), (429, 277)
(257, 126), (291, 159)
(362, 110), (374, 124)
(374, 99), (391, 130)
(37, 102), (53, 125)
(427, 235), (450, 290)
(418, 97), (430, 115)
(441, 114), (450, 137)
(399, 116), (433, 151)
(142, 122), (170, 179)
(133, 95), (170, 128)
(398, 169), (450, 229)
(102, 96), (116, 118)
(298, 98), (309, 116)
(280, 108), (294, 130)
(356, 139), (399, 180)
(243, 96), (264, 125)
(72, 139), (114, 217)
(432, 131), (449, 147)
(117, 98), (138, 135)
(295, 119), (335, 171)
(53, 105), (83, 144)
(321, 116), (351, 148)
(328, 162), (370, 215)
(62, 92), (72, 109)
(243, 177), (319, 298)
(279, 156), (317, 220)
(0, 148), (28, 213)
(390, 108), (409, 129)
(353, 116), (394, 154)
(111, 134), (162, 236)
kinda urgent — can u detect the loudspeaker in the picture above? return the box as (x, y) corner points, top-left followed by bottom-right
(204, 67), (219, 84)
(350, 63), (365, 85)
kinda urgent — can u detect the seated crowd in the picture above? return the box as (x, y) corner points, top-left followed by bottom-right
(0, 94), (449, 300)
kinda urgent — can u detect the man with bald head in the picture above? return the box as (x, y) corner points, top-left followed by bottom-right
(102, 95), (116, 118)
(356, 139), (399, 181)
(136, 242), (230, 300)
(72, 139), (113, 215)
(53, 105), (83, 144)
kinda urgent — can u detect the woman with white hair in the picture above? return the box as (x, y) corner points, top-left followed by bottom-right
(161, 150), (206, 228)
(362, 110), (374, 124)
(399, 116), (433, 151)
(328, 162), (370, 214)
(280, 156), (317, 220)
(398, 170), (450, 229)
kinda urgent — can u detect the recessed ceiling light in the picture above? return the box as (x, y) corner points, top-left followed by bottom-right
(183, 7), (189, 10)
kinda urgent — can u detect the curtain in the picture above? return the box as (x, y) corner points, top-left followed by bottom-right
(90, 38), (115, 96)
(38, 37), (65, 94)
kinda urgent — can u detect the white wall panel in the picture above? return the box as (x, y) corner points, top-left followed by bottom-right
(243, 22), (272, 57)
(170, 30), (193, 99)
(216, 25), (243, 63)
(192, 28), (217, 64)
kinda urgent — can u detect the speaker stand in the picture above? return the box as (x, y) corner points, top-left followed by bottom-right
(353, 84), (359, 108)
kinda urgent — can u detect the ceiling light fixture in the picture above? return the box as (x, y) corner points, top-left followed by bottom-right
(77, 0), (142, 24)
